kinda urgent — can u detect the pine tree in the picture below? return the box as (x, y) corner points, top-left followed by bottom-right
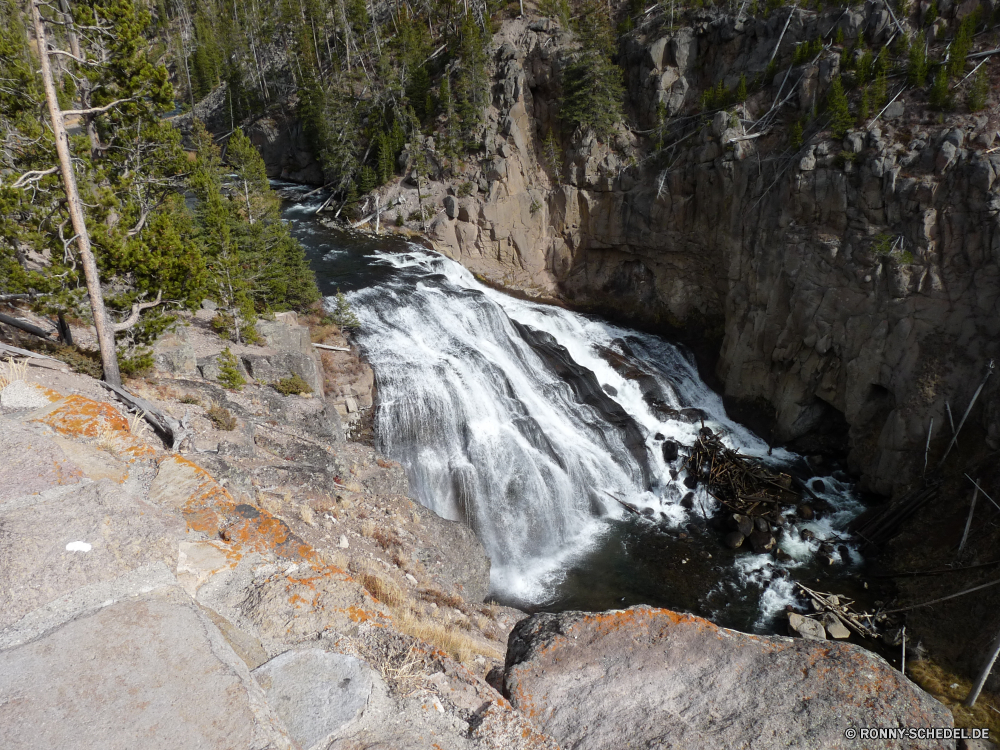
(968, 66), (988, 112)
(827, 76), (852, 139)
(736, 74), (748, 103)
(439, 74), (458, 159)
(908, 32), (928, 86)
(542, 129), (564, 184)
(559, 0), (625, 139)
(454, 15), (489, 148)
(948, 16), (974, 78)
(929, 67), (951, 110)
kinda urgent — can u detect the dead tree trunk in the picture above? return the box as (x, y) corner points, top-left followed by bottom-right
(966, 626), (1000, 708)
(30, 1), (122, 387)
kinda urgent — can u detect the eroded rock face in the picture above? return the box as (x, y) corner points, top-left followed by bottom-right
(504, 605), (954, 750)
(376, 13), (1000, 497)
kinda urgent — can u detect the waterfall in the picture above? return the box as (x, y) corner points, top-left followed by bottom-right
(347, 248), (823, 605)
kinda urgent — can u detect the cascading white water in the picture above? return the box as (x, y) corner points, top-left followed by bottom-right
(345, 246), (862, 614)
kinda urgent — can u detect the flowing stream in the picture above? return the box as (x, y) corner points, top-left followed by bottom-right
(280, 184), (868, 633)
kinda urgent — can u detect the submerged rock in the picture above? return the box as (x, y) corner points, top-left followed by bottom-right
(505, 606), (953, 750)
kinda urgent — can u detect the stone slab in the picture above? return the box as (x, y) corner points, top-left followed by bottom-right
(0, 590), (292, 750)
(252, 649), (374, 750)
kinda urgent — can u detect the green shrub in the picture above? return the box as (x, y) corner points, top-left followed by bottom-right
(217, 347), (246, 391)
(118, 348), (154, 377)
(207, 402), (237, 431)
(395, 212), (405, 226)
(872, 233), (893, 254)
(457, 181), (474, 197)
(273, 373), (313, 395)
(790, 120), (804, 150)
(908, 32), (928, 86)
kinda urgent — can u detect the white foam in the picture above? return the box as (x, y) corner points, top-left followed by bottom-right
(347, 247), (866, 618)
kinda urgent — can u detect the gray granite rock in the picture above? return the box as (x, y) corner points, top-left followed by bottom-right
(252, 649), (374, 749)
(0, 590), (292, 750)
(505, 606), (954, 750)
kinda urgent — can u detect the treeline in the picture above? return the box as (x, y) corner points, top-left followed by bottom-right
(153, 0), (498, 203)
(0, 0), (317, 378)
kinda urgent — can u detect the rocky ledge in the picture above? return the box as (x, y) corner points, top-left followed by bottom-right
(504, 605), (955, 750)
(0, 349), (554, 749)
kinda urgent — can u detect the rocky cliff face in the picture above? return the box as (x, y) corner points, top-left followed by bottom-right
(376, 7), (1000, 498)
(222, 3), (1000, 496)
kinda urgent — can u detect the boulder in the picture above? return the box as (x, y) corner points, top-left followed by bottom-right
(723, 531), (745, 549)
(255, 319), (312, 356)
(241, 352), (323, 396)
(252, 649), (374, 749)
(0, 590), (292, 750)
(443, 195), (459, 219)
(152, 329), (197, 376)
(748, 529), (776, 553)
(824, 612), (852, 639)
(732, 513), (754, 536)
(411, 501), (492, 602)
(788, 612), (827, 640)
(661, 439), (679, 462)
(505, 606), (953, 750)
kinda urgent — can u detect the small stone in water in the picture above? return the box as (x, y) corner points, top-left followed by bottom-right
(724, 532), (745, 549)
(681, 492), (695, 509)
(662, 440), (679, 462)
(683, 475), (698, 489)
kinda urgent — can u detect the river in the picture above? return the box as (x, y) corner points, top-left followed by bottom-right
(279, 183), (868, 634)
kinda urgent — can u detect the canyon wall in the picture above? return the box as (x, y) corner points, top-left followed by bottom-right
(410, 8), (1000, 497)
(237, 4), (1000, 498)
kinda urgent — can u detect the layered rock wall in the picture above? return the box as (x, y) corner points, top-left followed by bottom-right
(414, 10), (1000, 496)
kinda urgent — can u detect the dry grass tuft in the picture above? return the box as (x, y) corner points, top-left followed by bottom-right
(418, 586), (466, 611)
(0, 356), (29, 389)
(360, 518), (377, 538)
(95, 420), (121, 455)
(909, 659), (1000, 737)
(349, 637), (425, 696)
(320, 549), (349, 570)
(299, 503), (316, 526)
(394, 608), (502, 665)
(128, 410), (147, 436)
(207, 402), (237, 431)
(373, 526), (402, 550)
(354, 563), (406, 610)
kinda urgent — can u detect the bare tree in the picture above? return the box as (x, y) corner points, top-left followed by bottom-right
(29, 0), (122, 386)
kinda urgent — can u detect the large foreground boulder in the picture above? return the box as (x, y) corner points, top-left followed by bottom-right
(504, 606), (954, 750)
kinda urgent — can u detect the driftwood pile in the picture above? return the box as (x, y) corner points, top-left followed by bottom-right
(795, 583), (880, 640)
(686, 428), (799, 518)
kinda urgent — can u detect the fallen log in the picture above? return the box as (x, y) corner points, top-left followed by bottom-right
(0, 312), (56, 340)
(0, 342), (63, 362)
(313, 343), (351, 352)
(98, 380), (191, 451)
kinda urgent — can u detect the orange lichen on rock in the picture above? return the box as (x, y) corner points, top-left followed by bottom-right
(150, 455), (318, 563)
(31, 395), (129, 438)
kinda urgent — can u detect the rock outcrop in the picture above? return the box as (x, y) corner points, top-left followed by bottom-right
(407, 10), (1000, 499)
(0, 362), (555, 749)
(504, 605), (954, 750)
